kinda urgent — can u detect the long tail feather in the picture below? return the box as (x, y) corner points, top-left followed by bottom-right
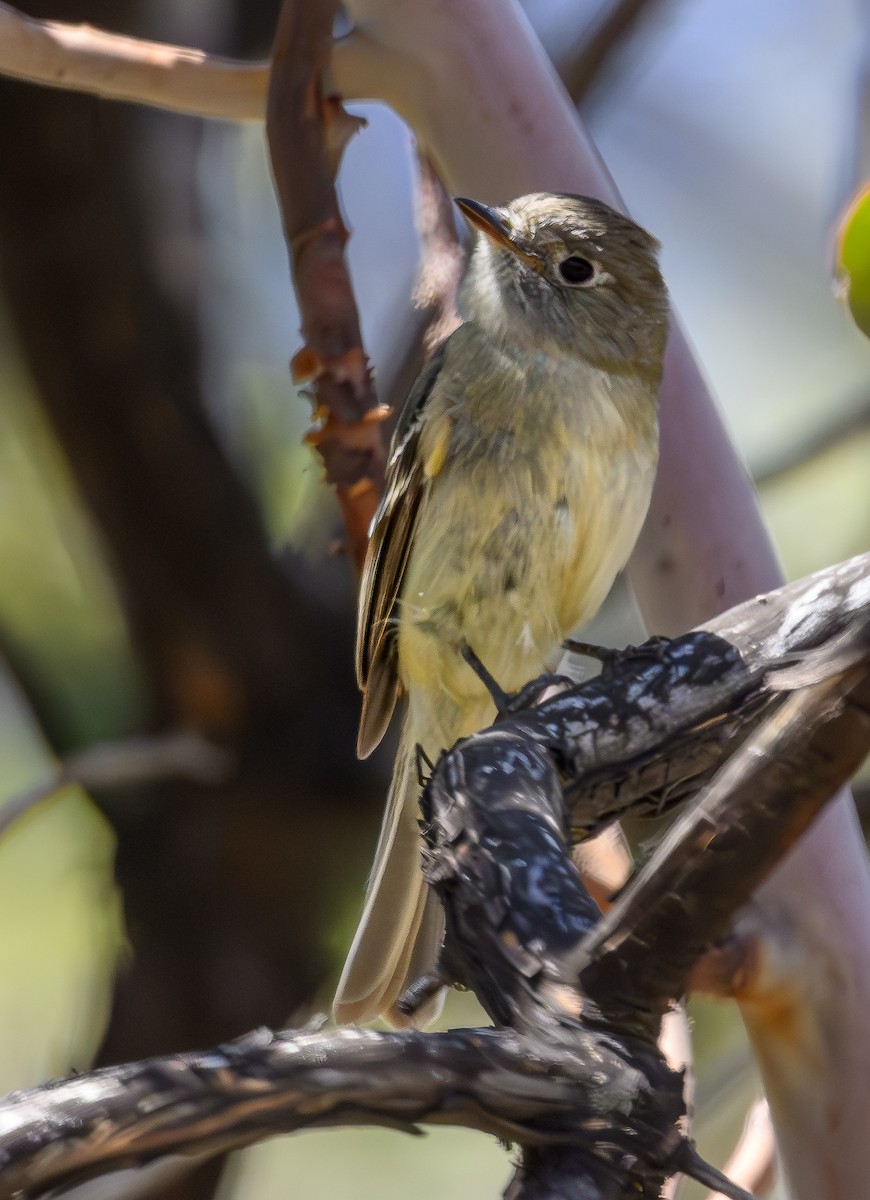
(333, 740), (441, 1026)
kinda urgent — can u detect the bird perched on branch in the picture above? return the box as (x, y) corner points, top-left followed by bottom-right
(334, 192), (669, 1027)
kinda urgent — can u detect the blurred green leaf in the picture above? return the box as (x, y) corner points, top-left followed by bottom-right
(836, 183), (870, 337)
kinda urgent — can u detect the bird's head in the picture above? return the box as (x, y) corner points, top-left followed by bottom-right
(456, 192), (669, 379)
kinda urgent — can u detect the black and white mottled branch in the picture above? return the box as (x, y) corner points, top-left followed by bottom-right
(0, 554), (866, 1200)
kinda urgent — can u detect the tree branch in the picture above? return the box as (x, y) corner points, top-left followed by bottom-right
(560, 0), (672, 107)
(574, 619), (870, 1031)
(409, 151), (464, 355)
(0, 1023), (689, 1199)
(267, 0), (386, 573)
(706, 1100), (776, 1200)
(497, 553), (869, 843)
(0, 2), (267, 118)
(0, 557), (866, 1200)
(0, 731), (230, 840)
(0, 1), (395, 571)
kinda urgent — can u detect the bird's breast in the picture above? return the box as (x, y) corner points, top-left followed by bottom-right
(398, 353), (658, 719)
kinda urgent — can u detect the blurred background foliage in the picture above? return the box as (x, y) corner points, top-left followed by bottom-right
(0, 0), (867, 1198)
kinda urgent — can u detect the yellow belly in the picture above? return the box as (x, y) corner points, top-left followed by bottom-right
(398, 432), (655, 746)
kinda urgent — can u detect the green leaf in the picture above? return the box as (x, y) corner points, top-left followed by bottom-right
(836, 182), (870, 337)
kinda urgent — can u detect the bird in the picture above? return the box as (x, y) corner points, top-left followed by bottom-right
(333, 191), (669, 1027)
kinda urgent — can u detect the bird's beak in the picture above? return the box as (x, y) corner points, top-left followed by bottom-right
(455, 197), (544, 274)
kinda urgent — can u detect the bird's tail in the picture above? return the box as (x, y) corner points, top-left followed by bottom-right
(333, 732), (445, 1028)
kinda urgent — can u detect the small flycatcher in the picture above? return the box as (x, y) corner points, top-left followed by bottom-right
(334, 192), (669, 1026)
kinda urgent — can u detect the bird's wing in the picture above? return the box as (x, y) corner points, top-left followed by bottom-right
(356, 343), (449, 758)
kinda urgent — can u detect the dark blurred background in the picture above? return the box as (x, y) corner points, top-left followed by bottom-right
(0, 2), (868, 1198)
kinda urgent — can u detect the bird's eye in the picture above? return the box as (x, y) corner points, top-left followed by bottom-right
(558, 256), (596, 285)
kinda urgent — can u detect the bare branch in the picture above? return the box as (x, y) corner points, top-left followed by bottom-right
(411, 151), (464, 354)
(1, 557), (863, 1198)
(560, 0), (672, 106)
(575, 619), (870, 1029)
(380, 150), (466, 473)
(501, 554), (868, 843)
(267, 0), (386, 573)
(0, 1021), (699, 1200)
(752, 396), (870, 485)
(705, 1100), (777, 1200)
(434, 562), (870, 1038)
(0, 731), (230, 839)
(0, 1), (394, 571)
(0, 2), (267, 119)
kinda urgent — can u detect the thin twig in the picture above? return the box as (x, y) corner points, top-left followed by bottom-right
(752, 396), (870, 485)
(705, 1100), (777, 1200)
(560, 0), (673, 106)
(380, 150), (466, 448)
(411, 151), (464, 354)
(0, 732), (231, 840)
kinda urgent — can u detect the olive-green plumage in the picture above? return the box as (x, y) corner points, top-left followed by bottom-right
(334, 192), (669, 1027)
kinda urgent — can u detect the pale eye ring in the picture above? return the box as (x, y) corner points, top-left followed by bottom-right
(557, 256), (596, 285)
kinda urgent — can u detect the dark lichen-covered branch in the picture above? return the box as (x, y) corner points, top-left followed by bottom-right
(574, 619), (870, 1035)
(490, 552), (870, 840)
(0, 1024), (689, 1199)
(0, 557), (867, 1199)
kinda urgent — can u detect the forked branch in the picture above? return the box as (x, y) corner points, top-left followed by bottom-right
(0, 557), (866, 1199)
